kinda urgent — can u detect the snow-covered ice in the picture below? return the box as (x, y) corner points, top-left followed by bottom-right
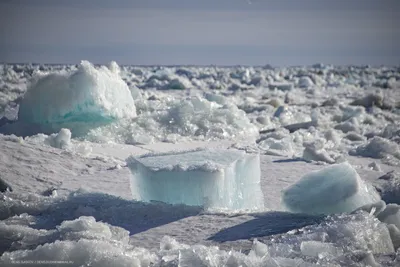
(1, 61), (400, 266)
(282, 162), (381, 215)
(127, 149), (264, 210)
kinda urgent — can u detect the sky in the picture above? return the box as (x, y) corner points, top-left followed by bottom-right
(0, 0), (399, 66)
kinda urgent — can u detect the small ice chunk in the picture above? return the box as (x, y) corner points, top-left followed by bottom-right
(268, 83), (293, 91)
(387, 224), (400, 250)
(353, 136), (400, 159)
(266, 98), (282, 108)
(44, 128), (72, 149)
(350, 93), (384, 108)
(352, 200), (386, 216)
(298, 76), (314, 88)
(282, 162), (381, 215)
(259, 137), (294, 157)
(344, 132), (366, 142)
(204, 93), (227, 105)
(300, 241), (342, 258)
(324, 129), (341, 146)
(374, 171), (400, 204)
(302, 140), (335, 164)
(334, 121), (358, 133)
(377, 204), (400, 229)
(321, 98), (339, 107)
(359, 252), (380, 267)
(75, 143), (92, 157)
(248, 239), (269, 258)
(368, 162), (382, 172)
(127, 149), (264, 210)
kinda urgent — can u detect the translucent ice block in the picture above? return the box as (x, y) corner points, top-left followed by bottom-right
(127, 149), (264, 210)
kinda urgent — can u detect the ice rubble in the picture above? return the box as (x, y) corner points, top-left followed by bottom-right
(23, 128), (93, 155)
(16, 61), (136, 136)
(127, 149), (264, 210)
(0, 199), (398, 267)
(87, 96), (259, 144)
(282, 162), (381, 215)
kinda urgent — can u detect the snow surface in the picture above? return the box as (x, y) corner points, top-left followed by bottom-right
(127, 149), (264, 210)
(282, 162), (381, 215)
(1, 61), (400, 266)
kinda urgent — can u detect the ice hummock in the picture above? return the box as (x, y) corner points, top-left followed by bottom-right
(282, 162), (381, 215)
(127, 149), (264, 210)
(17, 61), (136, 136)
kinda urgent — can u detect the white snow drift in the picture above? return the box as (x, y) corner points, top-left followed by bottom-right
(127, 149), (264, 211)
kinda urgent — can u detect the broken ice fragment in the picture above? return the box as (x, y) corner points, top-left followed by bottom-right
(282, 162), (381, 215)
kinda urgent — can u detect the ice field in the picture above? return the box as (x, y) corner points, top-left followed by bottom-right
(0, 61), (400, 266)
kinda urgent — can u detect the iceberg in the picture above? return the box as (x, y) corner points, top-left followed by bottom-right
(17, 61), (136, 136)
(282, 162), (381, 215)
(127, 149), (264, 210)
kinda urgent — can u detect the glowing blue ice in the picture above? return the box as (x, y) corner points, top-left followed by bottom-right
(127, 149), (264, 211)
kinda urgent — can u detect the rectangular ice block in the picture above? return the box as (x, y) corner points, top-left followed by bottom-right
(126, 149), (264, 210)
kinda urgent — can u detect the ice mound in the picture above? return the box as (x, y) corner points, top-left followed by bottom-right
(127, 149), (264, 210)
(17, 61), (136, 136)
(282, 162), (381, 215)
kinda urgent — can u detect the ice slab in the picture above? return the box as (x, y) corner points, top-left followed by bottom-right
(127, 149), (264, 210)
(17, 61), (136, 136)
(282, 162), (381, 215)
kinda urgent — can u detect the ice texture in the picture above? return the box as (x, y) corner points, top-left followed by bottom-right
(300, 241), (341, 258)
(87, 96), (259, 144)
(127, 149), (264, 210)
(0, 191), (398, 267)
(17, 61), (136, 136)
(353, 136), (400, 159)
(374, 171), (400, 204)
(282, 162), (381, 215)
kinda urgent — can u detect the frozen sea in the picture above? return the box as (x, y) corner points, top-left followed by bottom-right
(0, 61), (399, 266)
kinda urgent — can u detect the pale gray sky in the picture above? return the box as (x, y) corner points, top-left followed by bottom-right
(0, 0), (399, 66)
